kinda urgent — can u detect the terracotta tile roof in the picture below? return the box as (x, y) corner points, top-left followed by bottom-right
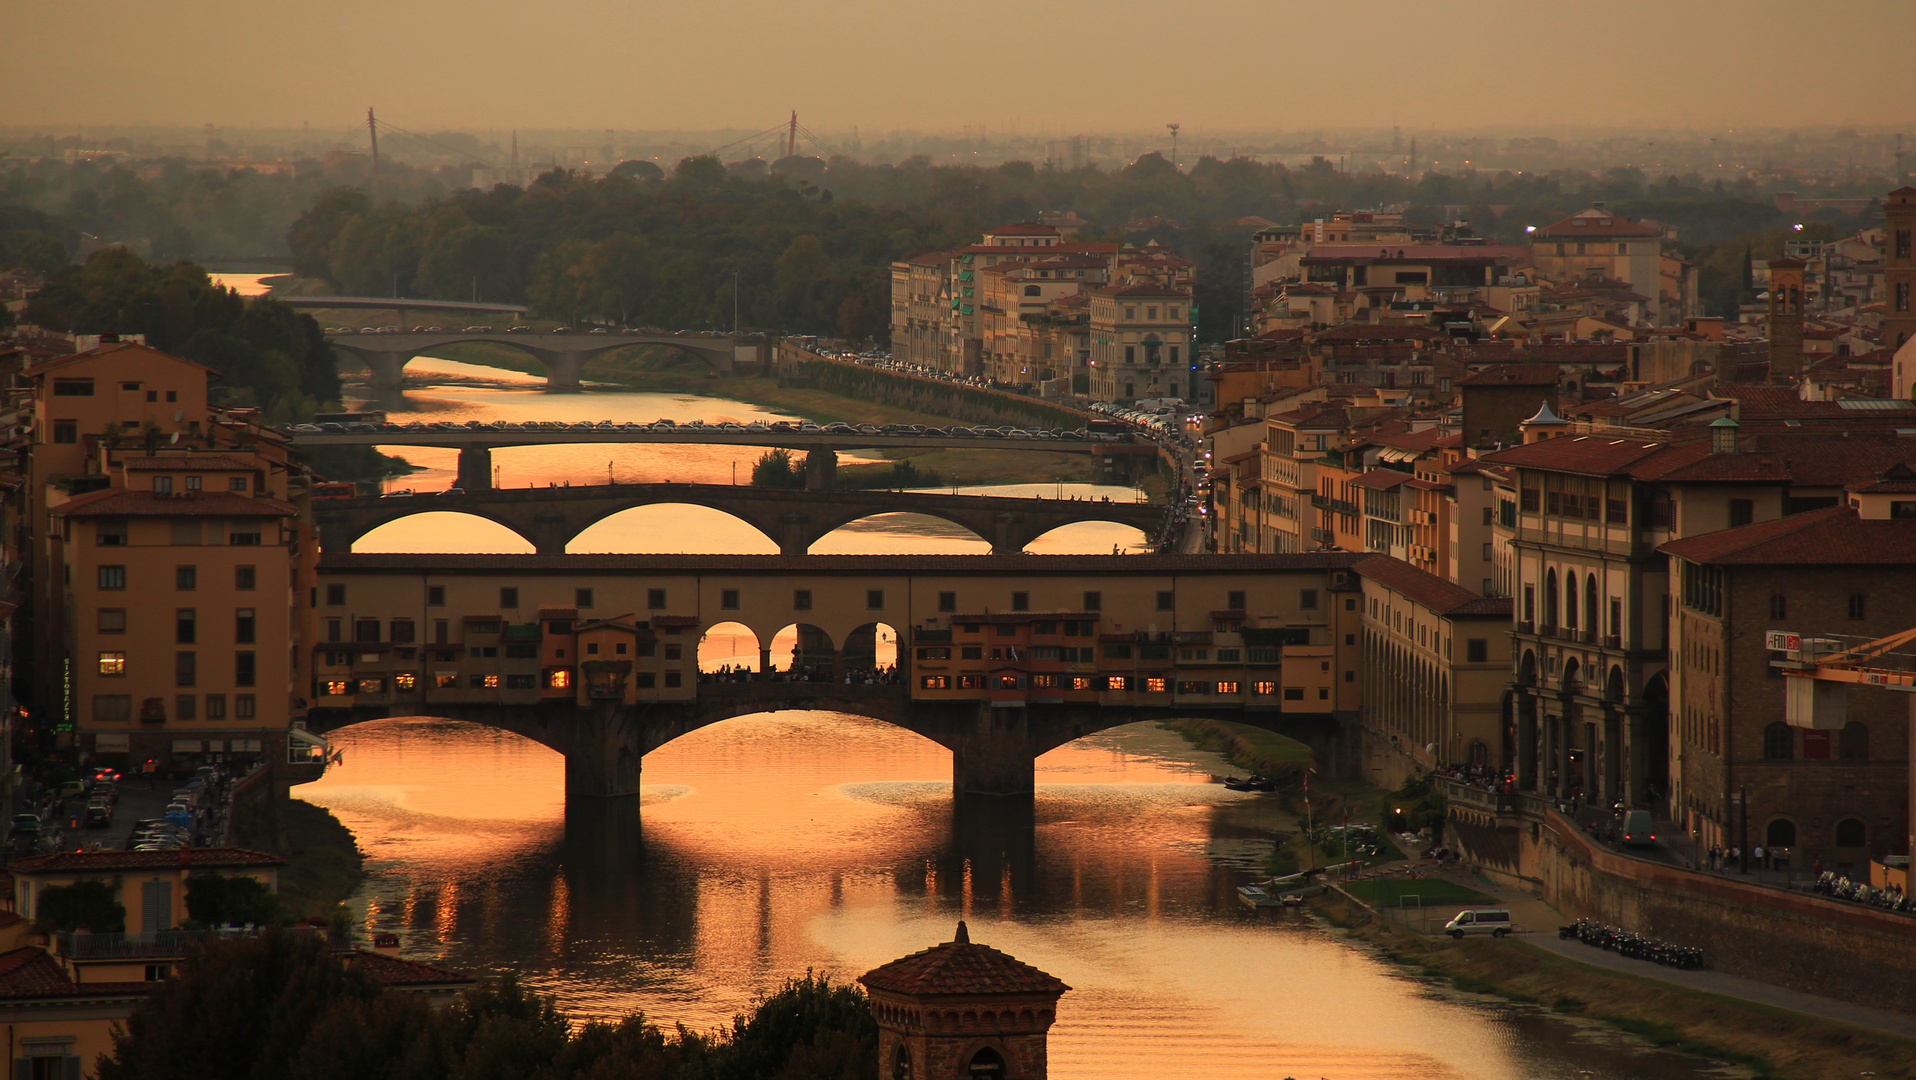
(1480, 436), (1702, 478)
(0, 947), (149, 1000)
(1313, 324), (1447, 343)
(25, 341), (214, 376)
(323, 553), (1369, 575)
(1847, 462), (1916, 493)
(860, 923), (1069, 998)
(9, 847), (285, 874)
(1301, 244), (1531, 262)
(119, 456), (254, 471)
(1660, 507), (1916, 565)
(53, 489), (295, 518)
(1352, 555), (1511, 617)
(1350, 470), (1412, 490)
(1533, 207), (1663, 239)
(1369, 428), (1448, 452)
(985, 222), (1060, 237)
(1460, 364), (1560, 387)
(347, 950), (476, 987)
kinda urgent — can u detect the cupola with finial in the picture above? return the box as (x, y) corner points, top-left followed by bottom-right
(859, 921), (1070, 1080)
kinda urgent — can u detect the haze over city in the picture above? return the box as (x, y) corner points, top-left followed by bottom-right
(7, 0), (1916, 131)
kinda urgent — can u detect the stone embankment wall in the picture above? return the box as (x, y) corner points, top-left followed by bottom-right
(1448, 791), (1916, 1015)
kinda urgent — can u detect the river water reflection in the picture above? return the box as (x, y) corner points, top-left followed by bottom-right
(301, 359), (1730, 1079)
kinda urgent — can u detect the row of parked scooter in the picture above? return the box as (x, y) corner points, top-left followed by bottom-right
(1557, 918), (1705, 969)
(1811, 872), (1916, 913)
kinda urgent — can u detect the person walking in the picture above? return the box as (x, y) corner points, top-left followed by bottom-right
(1753, 845), (1766, 872)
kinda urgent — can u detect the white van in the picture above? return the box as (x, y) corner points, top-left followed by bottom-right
(1442, 908), (1513, 938)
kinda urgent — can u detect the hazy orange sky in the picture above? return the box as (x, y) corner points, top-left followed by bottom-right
(6, 0), (1913, 133)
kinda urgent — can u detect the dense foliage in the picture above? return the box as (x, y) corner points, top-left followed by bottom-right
(20, 248), (341, 423)
(33, 880), (125, 933)
(185, 874), (287, 927)
(2, 155), (1885, 347)
(100, 931), (879, 1080)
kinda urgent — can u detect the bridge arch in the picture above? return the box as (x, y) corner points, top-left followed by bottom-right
(1022, 519), (1152, 554)
(698, 621), (762, 676)
(566, 503), (780, 555)
(767, 623), (837, 680)
(347, 509), (538, 554)
(806, 512), (988, 555)
(842, 622), (900, 681)
(328, 333), (735, 391)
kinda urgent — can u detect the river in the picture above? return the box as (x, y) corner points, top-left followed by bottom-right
(296, 357), (1730, 1079)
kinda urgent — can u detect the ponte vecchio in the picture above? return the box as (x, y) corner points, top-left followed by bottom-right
(309, 552), (1368, 798)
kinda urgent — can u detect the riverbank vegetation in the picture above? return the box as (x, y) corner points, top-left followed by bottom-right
(233, 798), (365, 920)
(100, 930), (879, 1080)
(1158, 718), (1314, 781)
(1308, 891), (1916, 1079)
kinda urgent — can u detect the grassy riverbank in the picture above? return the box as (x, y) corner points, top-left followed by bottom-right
(1158, 718), (1314, 780)
(1309, 890), (1916, 1078)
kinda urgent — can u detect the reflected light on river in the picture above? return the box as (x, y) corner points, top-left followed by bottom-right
(307, 356), (1720, 1079)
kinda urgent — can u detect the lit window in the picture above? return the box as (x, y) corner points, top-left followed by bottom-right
(997, 675), (1020, 690)
(1070, 676), (1094, 691)
(549, 669), (573, 689)
(920, 675), (949, 690)
(435, 675), (458, 689)
(1216, 681), (1239, 694)
(1254, 681), (1277, 695)
(394, 673), (417, 691)
(98, 651), (127, 676)
(323, 680), (350, 696)
(1105, 675), (1128, 691)
(483, 675), (500, 688)
(1145, 677), (1168, 693)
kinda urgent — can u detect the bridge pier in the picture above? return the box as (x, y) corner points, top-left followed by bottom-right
(950, 705), (1039, 797)
(565, 701), (646, 798)
(989, 514), (1034, 556)
(804, 449), (837, 491)
(456, 447), (494, 491)
(365, 354), (409, 391)
(542, 351), (586, 392)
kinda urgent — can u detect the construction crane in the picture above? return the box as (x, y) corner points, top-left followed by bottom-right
(1777, 627), (1916, 865)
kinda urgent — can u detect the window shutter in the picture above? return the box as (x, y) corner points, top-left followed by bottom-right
(65, 1057), (83, 1080)
(16, 1058), (34, 1080)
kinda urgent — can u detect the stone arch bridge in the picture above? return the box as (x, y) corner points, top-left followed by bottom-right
(304, 689), (1340, 800)
(316, 483), (1168, 555)
(324, 330), (748, 390)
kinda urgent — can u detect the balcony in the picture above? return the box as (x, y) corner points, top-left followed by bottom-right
(1539, 623), (1558, 639)
(1580, 628), (1597, 645)
(1604, 634), (1621, 650)
(1516, 620), (1534, 636)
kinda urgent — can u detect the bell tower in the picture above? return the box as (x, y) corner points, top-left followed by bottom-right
(1766, 256), (1806, 379)
(860, 922), (1070, 1080)
(1887, 186), (1916, 352)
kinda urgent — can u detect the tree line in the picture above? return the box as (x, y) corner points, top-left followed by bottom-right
(3, 153), (1886, 347)
(100, 931), (880, 1080)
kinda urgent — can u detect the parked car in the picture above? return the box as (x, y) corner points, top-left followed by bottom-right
(1443, 908), (1514, 939)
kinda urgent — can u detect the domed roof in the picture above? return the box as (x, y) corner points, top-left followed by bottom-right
(1522, 401), (1567, 426)
(859, 922), (1070, 998)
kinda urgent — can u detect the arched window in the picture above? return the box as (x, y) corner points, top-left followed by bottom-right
(1762, 722), (1793, 761)
(1564, 571), (1579, 630)
(967, 1047), (1006, 1079)
(1835, 818), (1867, 847)
(1840, 722), (1869, 761)
(1543, 569), (1559, 627)
(1765, 818), (1796, 847)
(1023, 284), (1042, 297)
(1468, 739), (1489, 766)
(1584, 576), (1599, 635)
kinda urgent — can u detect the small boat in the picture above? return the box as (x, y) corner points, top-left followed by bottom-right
(1223, 776), (1256, 791)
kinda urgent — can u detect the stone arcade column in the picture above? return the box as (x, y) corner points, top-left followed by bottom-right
(804, 448), (837, 491)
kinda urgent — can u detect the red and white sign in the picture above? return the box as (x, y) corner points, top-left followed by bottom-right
(1765, 631), (1802, 652)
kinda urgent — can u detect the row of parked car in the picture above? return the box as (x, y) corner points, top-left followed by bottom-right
(288, 418), (1135, 442)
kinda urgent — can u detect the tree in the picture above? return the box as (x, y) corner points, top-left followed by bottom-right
(34, 880), (125, 933)
(774, 236), (831, 331)
(185, 874), (286, 927)
(752, 449), (802, 489)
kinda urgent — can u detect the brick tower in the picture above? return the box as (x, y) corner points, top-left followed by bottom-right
(859, 922), (1070, 1080)
(1888, 186), (1916, 351)
(1766, 256), (1806, 379)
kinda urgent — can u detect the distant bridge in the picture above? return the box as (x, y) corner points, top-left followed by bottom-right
(282, 296), (529, 316)
(286, 424), (1144, 490)
(321, 329), (749, 390)
(316, 482), (1167, 555)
